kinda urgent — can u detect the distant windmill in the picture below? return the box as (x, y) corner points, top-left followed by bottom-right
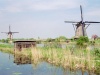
(64, 5), (100, 39)
(1, 25), (19, 41)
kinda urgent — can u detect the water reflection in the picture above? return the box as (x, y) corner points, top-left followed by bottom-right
(14, 53), (31, 65)
(12, 52), (97, 75)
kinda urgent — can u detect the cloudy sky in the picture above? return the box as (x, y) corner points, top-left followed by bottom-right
(0, 0), (100, 39)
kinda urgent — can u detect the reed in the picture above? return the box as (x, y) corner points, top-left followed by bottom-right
(0, 43), (99, 74)
(0, 43), (14, 54)
(0, 47), (14, 54)
(30, 45), (98, 73)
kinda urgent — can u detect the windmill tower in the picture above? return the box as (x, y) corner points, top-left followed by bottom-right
(1, 25), (19, 43)
(65, 5), (100, 39)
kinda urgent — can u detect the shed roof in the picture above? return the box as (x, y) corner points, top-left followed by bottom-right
(14, 40), (36, 43)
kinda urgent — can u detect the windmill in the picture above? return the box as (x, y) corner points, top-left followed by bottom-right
(1, 25), (19, 42)
(65, 5), (100, 39)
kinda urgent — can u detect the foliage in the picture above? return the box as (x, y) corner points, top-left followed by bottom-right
(76, 36), (89, 46)
(45, 36), (67, 42)
(0, 44), (13, 48)
(0, 39), (6, 43)
(95, 39), (100, 44)
(55, 36), (67, 42)
(0, 39), (10, 43)
(46, 38), (54, 42)
(94, 48), (100, 60)
(91, 48), (100, 74)
(95, 60), (100, 74)
(44, 42), (62, 48)
(0, 42), (100, 74)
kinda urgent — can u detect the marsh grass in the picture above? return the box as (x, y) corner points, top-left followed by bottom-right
(0, 43), (99, 74)
(0, 43), (14, 54)
(29, 45), (99, 73)
(0, 47), (14, 54)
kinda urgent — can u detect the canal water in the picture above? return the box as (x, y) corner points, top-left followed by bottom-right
(0, 52), (96, 75)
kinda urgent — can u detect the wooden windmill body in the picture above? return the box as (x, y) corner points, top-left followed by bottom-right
(74, 23), (87, 38)
(65, 5), (100, 39)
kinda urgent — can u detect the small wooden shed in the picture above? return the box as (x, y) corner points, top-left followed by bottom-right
(14, 40), (36, 51)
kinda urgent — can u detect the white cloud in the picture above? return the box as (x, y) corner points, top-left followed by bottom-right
(5, 6), (22, 13)
(0, 0), (87, 13)
(29, 0), (83, 11)
(0, 11), (2, 14)
(0, 11), (3, 19)
(86, 9), (100, 17)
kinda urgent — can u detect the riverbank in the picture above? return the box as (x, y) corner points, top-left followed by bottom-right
(0, 44), (14, 54)
(0, 43), (100, 74)
(32, 47), (99, 71)
(1, 51), (95, 75)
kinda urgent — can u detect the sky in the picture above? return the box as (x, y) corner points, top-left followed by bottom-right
(0, 0), (100, 39)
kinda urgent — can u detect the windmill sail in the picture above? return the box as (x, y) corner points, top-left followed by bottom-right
(64, 5), (100, 39)
(1, 25), (19, 41)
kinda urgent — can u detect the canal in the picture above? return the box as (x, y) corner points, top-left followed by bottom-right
(0, 52), (96, 75)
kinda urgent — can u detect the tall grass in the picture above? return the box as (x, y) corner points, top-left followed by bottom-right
(30, 45), (97, 72)
(0, 44), (14, 54)
(0, 42), (99, 74)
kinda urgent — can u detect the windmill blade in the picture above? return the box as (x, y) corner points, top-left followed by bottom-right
(9, 25), (11, 32)
(80, 5), (83, 22)
(1, 32), (7, 33)
(1, 32), (8, 34)
(85, 21), (100, 23)
(12, 32), (19, 34)
(64, 21), (78, 23)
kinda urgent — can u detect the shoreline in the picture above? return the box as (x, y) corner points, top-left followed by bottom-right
(0, 44), (100, 74)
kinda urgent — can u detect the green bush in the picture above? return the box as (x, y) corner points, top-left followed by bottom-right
(76, 36), (89, 46)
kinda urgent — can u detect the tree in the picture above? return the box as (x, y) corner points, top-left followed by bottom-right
(55, 36), (67, 42)
(1, 39), (6, 43)
(46, 38), (54, 42)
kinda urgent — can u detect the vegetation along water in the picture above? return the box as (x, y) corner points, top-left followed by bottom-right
(0, 36), (100, 75)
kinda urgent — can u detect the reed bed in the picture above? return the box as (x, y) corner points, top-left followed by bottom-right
(30, 46), (97, 72)
(0, 44), (14, 54)
(0, 47), (14, 54)
(0, 43), (99, 74)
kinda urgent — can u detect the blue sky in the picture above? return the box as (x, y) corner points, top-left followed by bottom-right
(0, 0), (100, 39)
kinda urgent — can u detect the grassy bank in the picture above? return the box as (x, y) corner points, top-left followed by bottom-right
(33, 47), (100, 74)
(31, 47), (96, 70)
(0, 43), (100, 74)
(0, 43), (14, 54)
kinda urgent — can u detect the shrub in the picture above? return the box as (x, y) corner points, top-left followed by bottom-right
(76, 36), (89, 46)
